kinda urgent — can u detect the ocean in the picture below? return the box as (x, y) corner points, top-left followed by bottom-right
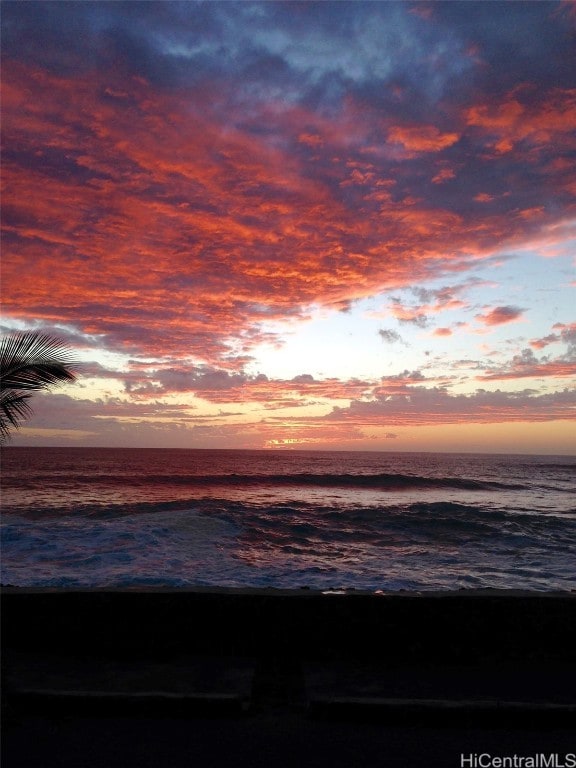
(1, 447), (574, 591)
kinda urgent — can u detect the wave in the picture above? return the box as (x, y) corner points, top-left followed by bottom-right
(535, 462), (575, 472)
(3, 499), (575, 591)
(229, 499), (576, 542)
(5, 471), (529, 493)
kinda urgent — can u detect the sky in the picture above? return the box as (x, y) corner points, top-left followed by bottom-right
(1, 0), (575, 454)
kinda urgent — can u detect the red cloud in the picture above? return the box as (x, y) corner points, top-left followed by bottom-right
(0, 60), (572, 369)
(465, 88), (576, 156)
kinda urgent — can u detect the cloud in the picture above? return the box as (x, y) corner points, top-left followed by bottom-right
(327, 386), (576, 426)
(474, 193), (495, 204)
(465, 88), (576, 156)
(2, 2), (574, 369)
(530, 334), (559, 350)
(387, 124), (460, 154)
(15, 388), (376, 449)
(378, 328), (405, 344)
(530, 322), (576, 351)
(124, 364), (373, 405)
(1, 1), (574, 451)
(556, 322), (576, 349)
(381, 285), (472, 331)
(388, 300), (429, 328)
(478, 346), (576, 382)
(432, 167), (456, 184)
(372, 370), (429, 397)
(475, 306), (525, 327)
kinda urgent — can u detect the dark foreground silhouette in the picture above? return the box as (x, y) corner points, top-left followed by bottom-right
(2, 587), (575, 767)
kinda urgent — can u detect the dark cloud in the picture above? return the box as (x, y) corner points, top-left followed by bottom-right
(327, 386), (576, 426)
(378, 328), (405, 344)
(476, 306), (525, 326)
(430, 1), (576, 95)
(389, 299), (430, 328)
(4, 1), (571, 102)
(478, 346), (576, 381)
(554, 322), (576, 359)
(121, 362), (374, 405)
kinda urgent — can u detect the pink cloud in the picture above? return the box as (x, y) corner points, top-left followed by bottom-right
(475, 306), (525, 326)
(530, 333), (561, 350)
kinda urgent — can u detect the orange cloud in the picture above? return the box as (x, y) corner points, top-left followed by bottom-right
(432, 167), (456, 184)
(388, 124), (460, 153)
(465, 88), (576, 155)
(298, 132), (323, 148)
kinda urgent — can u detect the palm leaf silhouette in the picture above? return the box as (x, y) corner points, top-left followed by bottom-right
(0, 331), (79, 443)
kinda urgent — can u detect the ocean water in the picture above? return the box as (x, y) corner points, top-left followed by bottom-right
(1, 447), (575, 591)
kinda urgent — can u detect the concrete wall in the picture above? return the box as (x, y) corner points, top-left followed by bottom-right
(2, 588), (575, 663)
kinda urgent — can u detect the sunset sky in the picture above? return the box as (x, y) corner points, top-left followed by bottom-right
(2, 1), (575, 453)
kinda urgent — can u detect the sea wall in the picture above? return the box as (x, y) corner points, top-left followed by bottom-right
(2, 588), (575, 664)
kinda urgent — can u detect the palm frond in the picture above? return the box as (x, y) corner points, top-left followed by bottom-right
(0, 331), (80, 443)
(1, 332), (78, 391)
(0, 391), (33, 443)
